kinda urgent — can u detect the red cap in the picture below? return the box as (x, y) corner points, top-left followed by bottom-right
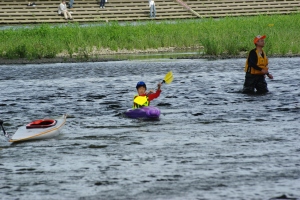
(253, 35), (266, 44)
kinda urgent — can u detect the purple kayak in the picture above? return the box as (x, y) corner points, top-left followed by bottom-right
(125, 106), (160, 119)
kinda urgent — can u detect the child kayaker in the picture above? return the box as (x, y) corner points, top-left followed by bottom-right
(133, 81), (162, 109)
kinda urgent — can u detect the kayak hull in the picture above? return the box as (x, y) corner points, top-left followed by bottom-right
(9, 114), (67, 143)
(125, 106), (160, 119)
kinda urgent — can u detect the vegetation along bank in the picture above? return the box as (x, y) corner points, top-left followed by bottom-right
(0, 13), (299, 63)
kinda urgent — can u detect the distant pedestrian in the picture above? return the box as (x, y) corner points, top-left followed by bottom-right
(27, 2), (36, 6)
(242, 35), (273, 94)
(68, 0), (74, 9)
(58, 0), (73, 20)
(100, 0), (106, 8)
(149, 0), (156, 18)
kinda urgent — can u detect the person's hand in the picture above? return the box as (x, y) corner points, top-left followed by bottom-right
(261, 69), (268, 74)
(157, 83), (162, 90)
(267, 73), (273, 79)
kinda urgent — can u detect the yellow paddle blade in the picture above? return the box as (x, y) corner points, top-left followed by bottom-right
(163, 71), (173, 84)
(134, 96), (147, 106)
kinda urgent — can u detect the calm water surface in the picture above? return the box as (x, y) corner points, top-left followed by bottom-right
(0, 58), (299, 200)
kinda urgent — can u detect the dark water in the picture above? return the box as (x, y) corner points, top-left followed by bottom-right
(0, 58), (299, 200)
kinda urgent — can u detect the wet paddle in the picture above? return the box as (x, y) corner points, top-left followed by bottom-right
(134, 71), (174, 106)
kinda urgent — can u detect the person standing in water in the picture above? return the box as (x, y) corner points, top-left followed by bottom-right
(243, 35), (273, 94)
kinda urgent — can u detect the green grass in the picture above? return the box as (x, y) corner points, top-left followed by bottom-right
(1, 13), (300, 60)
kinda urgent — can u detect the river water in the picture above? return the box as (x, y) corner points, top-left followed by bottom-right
(0, 57), (299, 200)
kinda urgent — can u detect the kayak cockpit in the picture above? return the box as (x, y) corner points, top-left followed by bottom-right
(26, 119), (57, 129)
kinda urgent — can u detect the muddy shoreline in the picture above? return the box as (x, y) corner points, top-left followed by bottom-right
(0, 51), (299, 65)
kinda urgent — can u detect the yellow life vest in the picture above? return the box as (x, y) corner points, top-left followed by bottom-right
(244, 49), (268, 75)
(133, 95), (150, 109)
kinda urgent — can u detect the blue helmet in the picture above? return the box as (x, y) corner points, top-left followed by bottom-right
(136, 81), (147, 90)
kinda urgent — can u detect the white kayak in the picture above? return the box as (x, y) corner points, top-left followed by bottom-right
(9, 114), (67, 143)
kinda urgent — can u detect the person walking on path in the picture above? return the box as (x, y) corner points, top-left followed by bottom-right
(58, 0), (73, 20)
(242, 35), (273, 94)
(149, 0), (156, 18)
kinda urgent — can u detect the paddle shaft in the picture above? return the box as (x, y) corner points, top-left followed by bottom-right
(156, 75), (170, 88)
(141, 71), (173, 98)
(148, 74), (171, 94)
(149, 82), (163, 94)
(0, 120), (8, 137)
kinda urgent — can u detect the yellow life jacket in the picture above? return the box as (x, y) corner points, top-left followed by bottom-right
(244, 49), (268, 75)
(133, 95), (150, 109)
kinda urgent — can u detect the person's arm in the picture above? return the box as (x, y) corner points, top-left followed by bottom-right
(147, 83), (162, 101)
(148, 89), (161, 101)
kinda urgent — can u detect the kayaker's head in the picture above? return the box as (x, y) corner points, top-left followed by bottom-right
(136, 81), (147, 95)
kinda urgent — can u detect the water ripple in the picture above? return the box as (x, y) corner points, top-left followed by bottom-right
(0, 58), (300, 200)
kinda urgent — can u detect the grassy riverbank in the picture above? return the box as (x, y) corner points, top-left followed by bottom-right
(1, 13), (300, 60)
